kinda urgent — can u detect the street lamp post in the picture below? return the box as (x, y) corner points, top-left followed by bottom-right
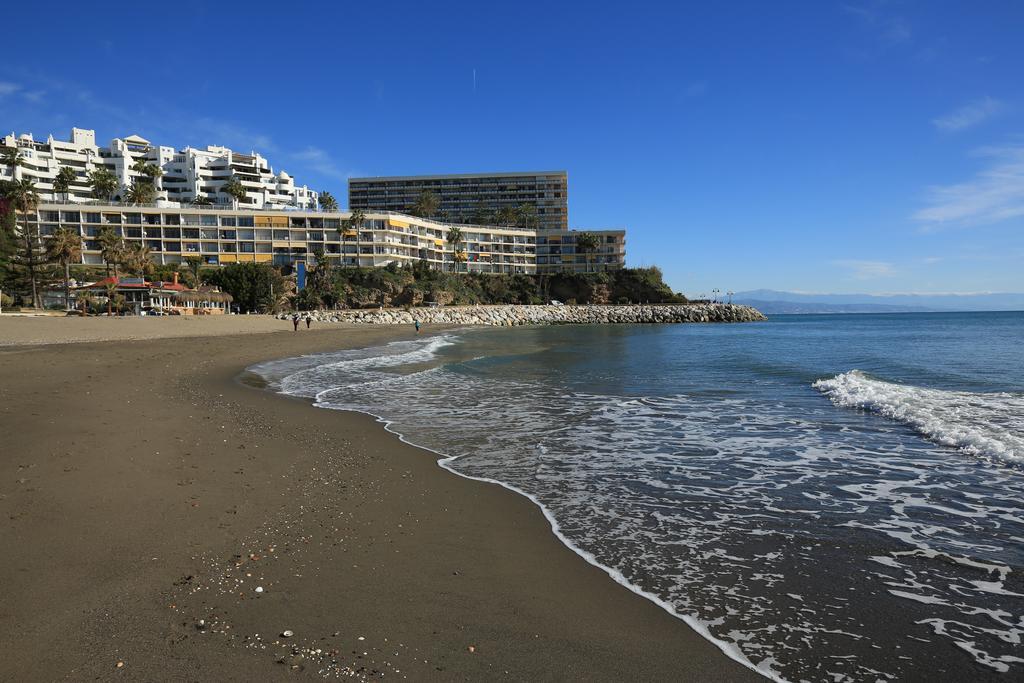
(727, 290), (734, 304)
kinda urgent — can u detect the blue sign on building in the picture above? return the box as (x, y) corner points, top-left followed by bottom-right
(296, 261), (306, 290)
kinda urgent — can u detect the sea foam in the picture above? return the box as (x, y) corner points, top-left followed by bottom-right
(814, 370), (1024, 464)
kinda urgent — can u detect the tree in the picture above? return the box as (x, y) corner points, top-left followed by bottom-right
(190, 195), (212, 206)
(446, 226), (464, 273)
(410, 190), (439, 218)
(348, 208), (366, 229)
(88, 168), (118, 201)
(575, 232), (601, 274)
(495, 206), (517, 226)
(98, 225), (125, 278)
(53, 167), (78, 202)
(319, 191), (338, 212)
(104, 279), (118, 315)
(183, 255), (204, 288)
(124, 177), (156, 205)
(222, 176), (247, 208)
(304, 245), (337, 308)
(47, 226), (83, 309)
(0, 182), (18, 284)
(122, 242), (152, 277)
(514, 203), (538, 229)
(6, 178), (44, 307)
(1, 147), (24, 180)
(202, 262), (285, 313)
(470, 203), (494, 226)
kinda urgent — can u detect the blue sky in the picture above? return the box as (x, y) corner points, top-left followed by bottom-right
(1, 1), (1022, 296)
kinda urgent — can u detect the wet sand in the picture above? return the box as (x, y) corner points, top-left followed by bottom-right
(0, 319), (761, 681)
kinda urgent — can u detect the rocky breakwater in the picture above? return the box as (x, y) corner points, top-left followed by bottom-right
(280, 303), (767, 326)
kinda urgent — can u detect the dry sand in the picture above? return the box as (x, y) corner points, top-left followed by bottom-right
(0, 317), (761, 681)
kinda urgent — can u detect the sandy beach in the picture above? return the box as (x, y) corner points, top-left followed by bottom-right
(0, 316), (760, 681)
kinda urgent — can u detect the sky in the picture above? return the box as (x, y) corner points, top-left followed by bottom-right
(1, 1), (1022, 296)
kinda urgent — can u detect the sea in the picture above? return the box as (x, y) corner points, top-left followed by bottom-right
(248, 312), (1024, 682)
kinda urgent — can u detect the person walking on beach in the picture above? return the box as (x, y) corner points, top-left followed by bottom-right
(292, 314), (300, 332)
(414, 319), (421, 334)
(305, 314), (312, 329)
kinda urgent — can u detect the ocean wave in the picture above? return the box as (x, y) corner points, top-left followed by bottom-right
(814, 370), (1024, 464)
(247, 332), (1024, 681)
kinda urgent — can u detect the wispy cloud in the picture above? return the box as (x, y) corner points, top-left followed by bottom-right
(932, 97), (1003, 132)
(0, 81), (21, 97)
(914, 145), (1024, 228)
(833, 260), (897, 279)
(291, 146), (352, 182)
(185, 118), (276, 154)
(842, 3), (912, 47)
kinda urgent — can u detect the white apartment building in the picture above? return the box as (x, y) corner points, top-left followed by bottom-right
(28, 204), (627, 275)
(0, 127), (318, 210)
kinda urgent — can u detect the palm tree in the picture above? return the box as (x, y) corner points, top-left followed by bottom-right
(495, 206), (517, 226)
(53, 167), (77, 202)
(47, 226), (83, 309)
(1, 147), (24, 181)
(123, 242), (152, 277)
(349, 208), (366, 228)
(446, 226), (464, 273)
(222, 176), (247, 209)
(104, 279), (118, 315)
(191, 195), (212, 206)
(183, 255), (203, 288)
(124, 177), (156, 205)
(88, 168), (118, 201)
(6, 178), (43, 307)
(98, 225), (124, 278)
(514, 203), (538, 229)
(410, 190), (439, 218)
(575, 232), (601, 274)
(319, 191), (338, 212)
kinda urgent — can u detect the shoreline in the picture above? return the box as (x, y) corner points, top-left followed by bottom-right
(0, 322), (761, 681)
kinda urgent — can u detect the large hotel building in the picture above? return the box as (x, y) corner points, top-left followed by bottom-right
(3, 130), (625, 275)
(349, 171), (569, 231)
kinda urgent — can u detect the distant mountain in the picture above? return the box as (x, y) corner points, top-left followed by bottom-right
(732, 290), (1024, 314)
(734, 299), (933, 314)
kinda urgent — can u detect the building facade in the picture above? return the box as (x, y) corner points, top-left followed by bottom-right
(348, 171), (569, 231)
(29, 204), (625, 275)
(1, 128), (318, 210)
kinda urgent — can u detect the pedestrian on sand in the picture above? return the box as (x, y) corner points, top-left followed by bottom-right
(305, 314), (312, 329)
(414, 319), (421, 334)
(292, 314), (299, 332)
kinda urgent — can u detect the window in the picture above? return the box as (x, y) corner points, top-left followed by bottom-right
(85, 212), (101, 224)
(237, 216), (254, 227)
(221, 216), (237, 226)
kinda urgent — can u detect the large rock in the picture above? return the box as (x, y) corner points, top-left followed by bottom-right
(305, 303), (767, 326)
